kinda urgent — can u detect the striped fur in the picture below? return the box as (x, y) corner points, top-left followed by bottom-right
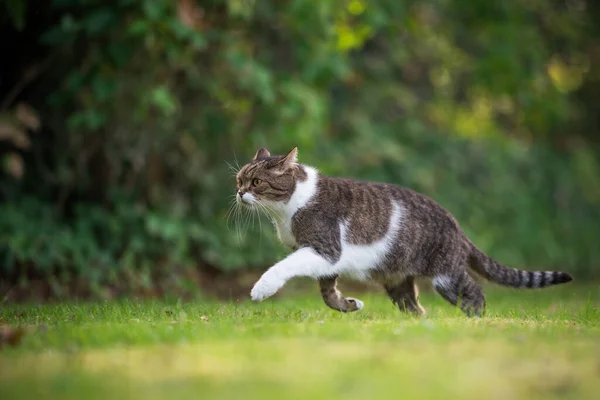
(238, 147), (574, 318)
(469, 245), (573, 289)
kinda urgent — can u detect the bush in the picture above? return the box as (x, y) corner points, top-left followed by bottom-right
(1, 0), (599, 297)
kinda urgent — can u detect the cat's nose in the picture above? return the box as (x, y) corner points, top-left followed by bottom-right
(238, 190), (245, 197)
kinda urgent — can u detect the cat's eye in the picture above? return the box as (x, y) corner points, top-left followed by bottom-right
(252, 178), (262, 186)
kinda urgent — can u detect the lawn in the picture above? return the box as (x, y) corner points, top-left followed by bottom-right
(1, 282), (599, 400)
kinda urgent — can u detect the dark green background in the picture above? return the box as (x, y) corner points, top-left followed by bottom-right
(1, 0), (599, 299)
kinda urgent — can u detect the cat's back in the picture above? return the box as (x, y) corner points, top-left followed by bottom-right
(308, 174), (462, 236)
(315, 174), (447, 212)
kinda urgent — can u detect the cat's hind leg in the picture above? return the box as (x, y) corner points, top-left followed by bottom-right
(384, 276), (426, 316)
(432, 270), (486, 317)
(319, 276), (364, 312)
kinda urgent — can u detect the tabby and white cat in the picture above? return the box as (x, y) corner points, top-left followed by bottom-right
(235, 147), (572, 316)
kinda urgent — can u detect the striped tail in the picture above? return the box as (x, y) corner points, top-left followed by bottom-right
(468, 245), (573, 288)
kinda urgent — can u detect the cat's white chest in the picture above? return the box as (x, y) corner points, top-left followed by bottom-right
(273, 217), (297, 249)
(266, 165), (318, 249)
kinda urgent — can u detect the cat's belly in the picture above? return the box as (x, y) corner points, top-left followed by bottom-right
(334, 201), (403, 280)
(336, 245), (391, 281)
(340, 269), (374, 281)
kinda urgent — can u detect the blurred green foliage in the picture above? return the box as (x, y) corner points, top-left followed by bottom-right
(1, 0), (600, 296)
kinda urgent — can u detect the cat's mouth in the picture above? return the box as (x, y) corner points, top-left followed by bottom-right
(237, 192), (257, 207)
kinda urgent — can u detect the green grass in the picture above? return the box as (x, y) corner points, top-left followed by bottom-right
(1, 283), (599, 400)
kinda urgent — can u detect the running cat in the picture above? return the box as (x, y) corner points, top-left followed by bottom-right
(235, 147), (572, 316)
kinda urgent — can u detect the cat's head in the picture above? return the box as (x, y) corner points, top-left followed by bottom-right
(235, 147), (304, 207)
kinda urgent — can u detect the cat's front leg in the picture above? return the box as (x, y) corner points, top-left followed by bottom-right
(250, 268), (286, 301)
(250, 247), (332, 301)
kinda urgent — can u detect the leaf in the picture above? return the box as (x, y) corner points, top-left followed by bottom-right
(67, 109), (108, 131)
(150, 86), (178, 116)
(82, 8), (116, 35)
(41, 14), (80, 45)
(127, 19), (148, 36)
(0, 325), (26, 349)
(91, 76), (117, 102)
(107, 43), (133, 67)
(4, 153), (25, 180)
(177, 0), (205, 30)
(16, 103), (41, 132)
(5, 0), (26, 31)
(0, 123), (30, 149)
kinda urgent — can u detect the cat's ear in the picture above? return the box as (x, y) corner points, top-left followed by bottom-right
(278, 147), (298, 165)
(253, 148), (271, 161)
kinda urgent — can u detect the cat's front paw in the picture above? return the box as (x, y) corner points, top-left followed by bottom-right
(250, 275), (284, 302)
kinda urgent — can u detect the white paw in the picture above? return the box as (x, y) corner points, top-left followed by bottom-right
(250, 276), (284, 302)
(348, 298), (364, 310)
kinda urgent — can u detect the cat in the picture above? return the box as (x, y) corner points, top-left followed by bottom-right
(235, 147), (573, 316)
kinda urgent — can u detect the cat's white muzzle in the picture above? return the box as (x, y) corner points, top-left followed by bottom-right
(237, 192), (257, 207)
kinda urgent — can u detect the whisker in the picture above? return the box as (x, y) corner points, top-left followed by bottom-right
(236, 206), (248, 242)
(233, 150), (241, 171)
(258, 201), (279, 222)
(235, 206), (245, 244)
(256, 202), (277, 250)
(245, 206), (253, 231)
(256, 201), (273, 220)
(229, 200), (241, 239)
(225, 199), (239, 230)
(225, 161), (240, 177)
(257, 204), (263, 249)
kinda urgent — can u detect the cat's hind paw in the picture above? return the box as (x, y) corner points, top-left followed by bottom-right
(346, 298), (364, 312)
